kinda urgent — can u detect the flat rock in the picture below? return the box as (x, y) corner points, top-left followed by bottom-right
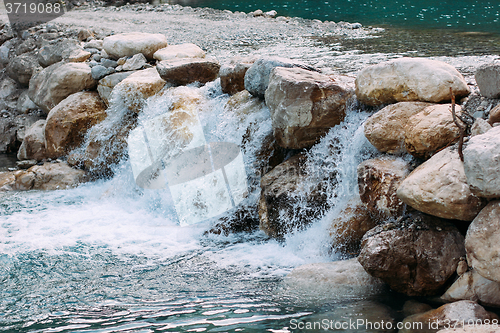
(475, 64), (500, 99)
(404, 104), (461, 159)
(103, 32), (168, 60)
(14, 162), (87, 191)
(17, 120), (46, 161)
(153, 43), (205, 61)
(355, 57), (470, 106)
(463, 126), (500, 198)
(442, 269), (500, 308)
(465, 200), (500, 284)
(265, 67), (353, 149)
(358, 212), (465, 296)
(44, 91), (107, 159)
(28, 62), (97, 114)
(156, 58), (220, 86)
(397, 147), (486, 221)
(364, 101), (433, 154)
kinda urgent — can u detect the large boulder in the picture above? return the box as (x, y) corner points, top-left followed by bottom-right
(284, 258), (386, 299)
(44, 91), (107, 159)
(463, 126), (500, 198)
(358, 212), (466, 296)
(156, 58), (220, 86)
(364, 101), (433, 154)
(17, 120), (46, 161)
(6, 52), (40, 86)
(400, 301), (496, 333)
(153, 43), (205, 61)
(103, 32), (168, 60)
(357, 157), (410, 220)
(97, 71), (135, 106)
(465, 201), (500, 284)
(14, 162), (87, 191)
(244, 56), (317, 98)
(28, 62), (97, 114)
(442, 270), (500, 308)
(219, 57), (254, 95)
(328, 199), (377, 254)
(264, 67), (353, 149)
(110, 68), (165, 112)
(404, 104), (462, 159)
(37, 38), (89, 67)
(355, 58), (470, 106)
(397, 147), (486, 221)
(475, 64), (500, 99)
(259, 154), (328, 238)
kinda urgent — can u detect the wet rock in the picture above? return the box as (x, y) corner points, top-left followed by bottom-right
(28, 62), (97, 114)
(465, 201), (500, 283)
(219, 57), (254, 95)
(37, 38), (84, 67)
(0, 170), (22, 192)
(400, 301), (495, 333)
(364, 101), (433, 154)
(357, 156), (410, 220)
(285, 258), (386, 298)
(404, 104), (461, 159)
(44, 91), (107, 159)
(97, 71), (135, 106)
(122, 53), (147, 71)
(103, 32), (168, 60)
(488, 103), (500, 124)
(17, 120), (46, 161)
(14, 162), (87, 191)
(442, 270), (500, 307)
(110, 68), (165, 112)
(475, 64), (500, 99)
(265, 67), (353, 149)
(153, 43), (205, 61)
(244, 56), (318, 98)
(91, 65), (115, 80)
(16, 90), (38, 114)
(397, 147), (486, 221)
(358, 212), (466, 296)
(355, 57), (470, 106)
(6, 52), (41, 86)
(259, 154), (328, 238)
(402, 300), (433, 318)
(156, 58), (220, 86)
(470, 118), (491, 136)
(463, 127), (500, 198)
(328, 199), (377, 255)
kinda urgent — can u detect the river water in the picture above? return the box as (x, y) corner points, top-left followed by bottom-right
(2, 2), (500, 332)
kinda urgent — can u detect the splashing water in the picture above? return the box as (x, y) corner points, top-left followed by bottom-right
(0, 79), (387, 332)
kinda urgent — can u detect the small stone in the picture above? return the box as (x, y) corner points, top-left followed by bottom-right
(91, 65), (115, 80)
(122, 53), (147, 71)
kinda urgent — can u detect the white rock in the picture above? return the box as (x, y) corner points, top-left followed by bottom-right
(103, 32), (168, 60)
(122, 53), (147, 71)
(153, 43), (205, 61)
(442, 270), (500, 307)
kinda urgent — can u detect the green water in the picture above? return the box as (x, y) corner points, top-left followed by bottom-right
(169, 0), (500, 33)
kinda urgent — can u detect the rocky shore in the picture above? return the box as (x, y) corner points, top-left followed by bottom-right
(1, 3), (500, 332)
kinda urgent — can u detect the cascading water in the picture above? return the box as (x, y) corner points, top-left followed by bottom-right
(1, 78), (390, 332)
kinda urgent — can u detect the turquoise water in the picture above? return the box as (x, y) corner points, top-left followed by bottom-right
(169, 0), (500, 33)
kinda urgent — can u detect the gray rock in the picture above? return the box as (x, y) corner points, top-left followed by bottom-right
(16, 90), (38, 114)
(475, 64), (500, 99)
(470, 118), (492, 137)
(17, 119), (46, 161)
(91, 65), (115, 80)
(358, 212), (466, 296)
(97, 71), (135, 106)
(6, 52), (41, 86)
(15, 37), (38, 55)
(244, 56), (317, 98)
(0, 117), (17, 153)
(101, 58), (118, 68)
(37, 38), (82, 67)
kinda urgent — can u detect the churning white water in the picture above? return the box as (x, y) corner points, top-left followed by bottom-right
(0, 79), (385, 332)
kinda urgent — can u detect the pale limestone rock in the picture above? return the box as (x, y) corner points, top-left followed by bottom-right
(103, 32), (168, 60)
(442, 270), (500, 307)
(153, 43), (205, 61)
(17, 120), (46, 161)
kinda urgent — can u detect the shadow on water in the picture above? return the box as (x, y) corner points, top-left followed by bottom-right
(313, 26), (500, 57)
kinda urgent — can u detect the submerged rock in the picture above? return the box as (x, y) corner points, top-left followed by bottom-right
(358, 212), (465, 296)
(397, 147), (485, 221)
(465, 201), (500, 284)
(28, 62), (97, 114)
(265, 67), (353, 149)
(17, 119), (46, 161)
(103, 32), (168, 59)
(404, 104), (462, 159)
(463, 127), (500, 198)
(357, 156), (410, 221)
(355, 57), (470, 106)
(156, 58), (220, 86)
(45, 91), (107, 159)
(364, 101), (433, 154)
